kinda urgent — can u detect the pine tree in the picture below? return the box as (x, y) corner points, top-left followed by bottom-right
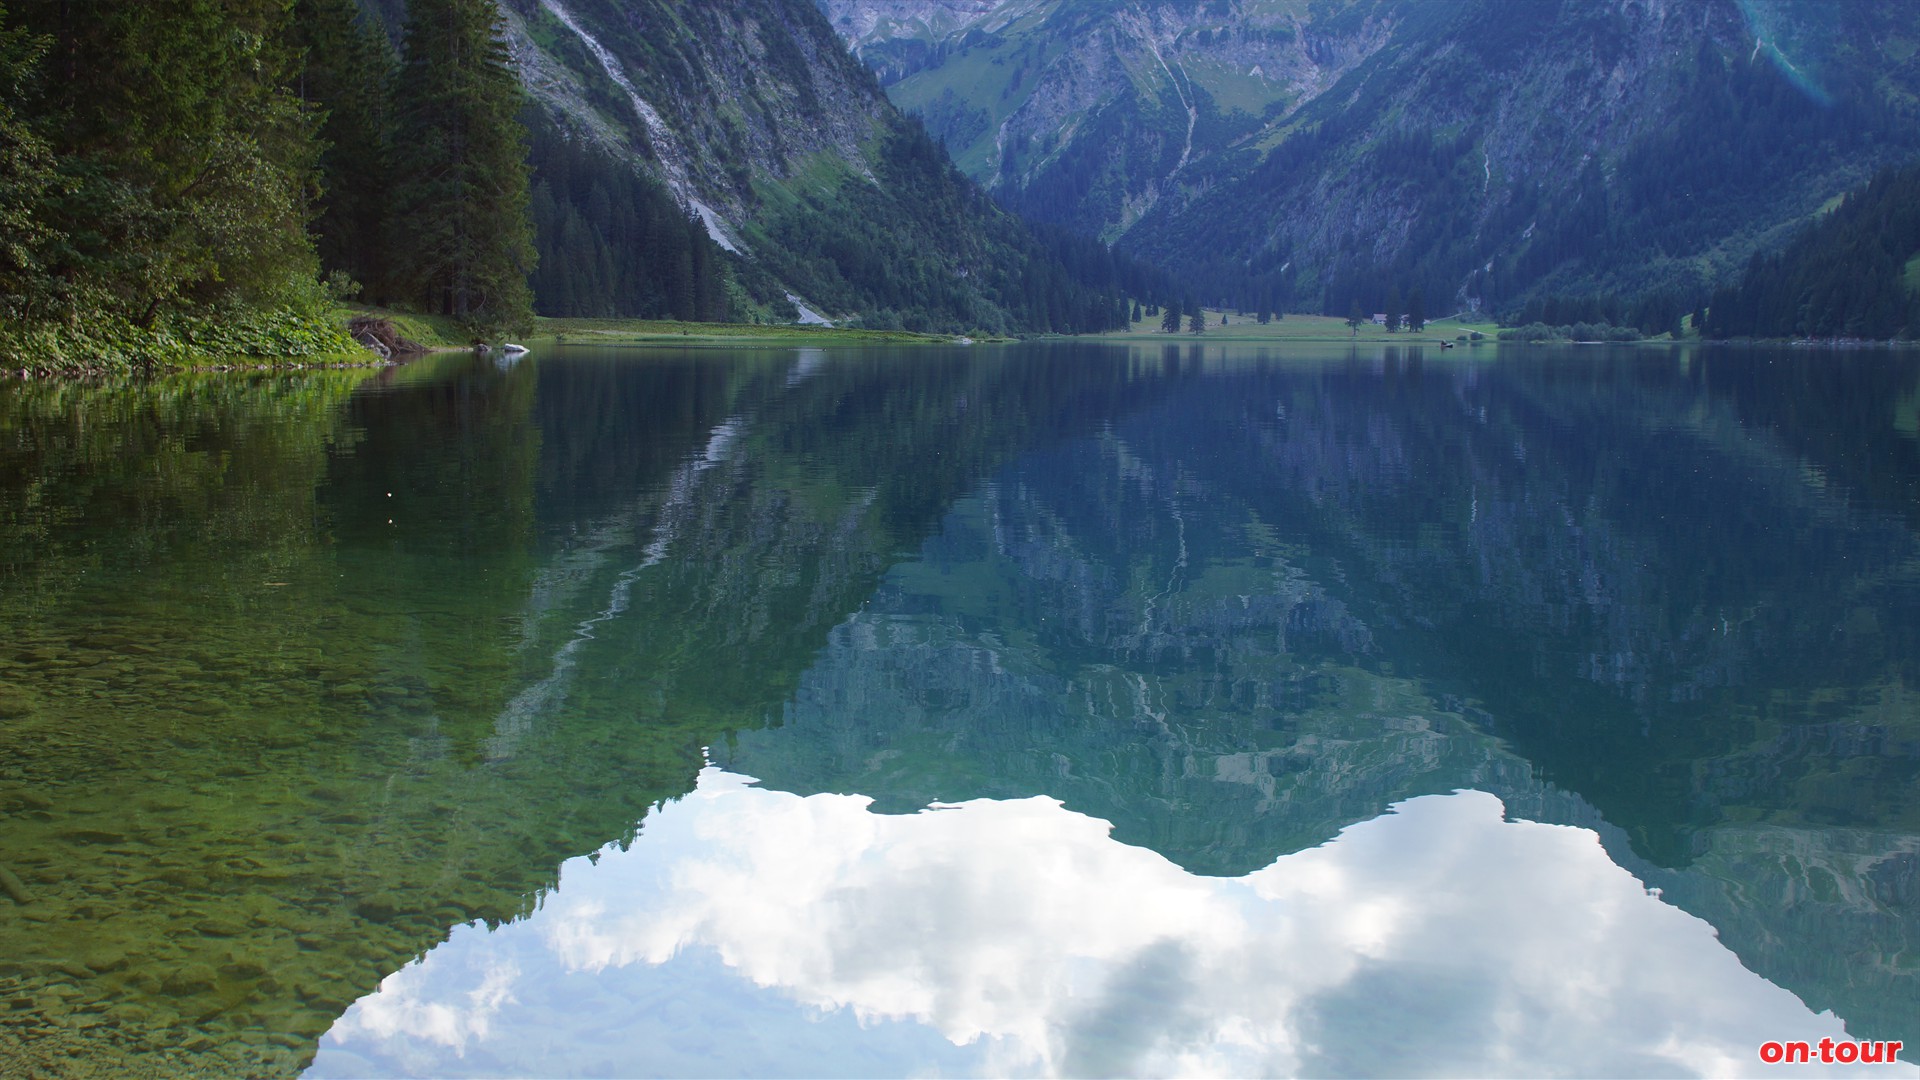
(1347, 300), (1364, 336)
(387, 0), (535, 333)
(662, 213), (696, 320)
(1188, 307), (1205, 334)
(1384, 286), (1402, 333)
(1161, 296), (1181, 333)
(293, 0), (394, 300)
(1406, 288), (1426, 333)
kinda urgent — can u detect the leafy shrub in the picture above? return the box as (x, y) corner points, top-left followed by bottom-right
(0, 307), (365, 376)
(1496, 321), (1639, 343)
(1497, 322), (1565, 342)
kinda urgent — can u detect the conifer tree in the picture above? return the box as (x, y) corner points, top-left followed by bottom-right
(293, 0), (395, 301)
(387, 0), (534, 333)
(1384, 286), (1402, 333)
(1406, 288), (1426, 333)
(1161, 297), (1182, 333)
(1347, 300), (1364, 336)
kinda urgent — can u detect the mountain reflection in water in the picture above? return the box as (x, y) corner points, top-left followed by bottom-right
(311, 768), (1886, 1079)
(3, 342), (1917, 1077)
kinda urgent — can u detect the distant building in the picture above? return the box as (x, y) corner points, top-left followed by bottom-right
(1371, 313), (1388, 325)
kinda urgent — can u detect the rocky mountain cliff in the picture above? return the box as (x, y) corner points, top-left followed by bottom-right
(502, 0), (876, 255)
(823, 0), (1920, 316)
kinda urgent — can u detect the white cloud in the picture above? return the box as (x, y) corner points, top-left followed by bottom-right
(326, 955), (519, 1058)
(311, 769), (1911, 1078)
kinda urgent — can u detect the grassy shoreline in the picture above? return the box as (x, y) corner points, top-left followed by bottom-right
(334, 305), (1000, 351)
(353, 306), (1509, 351)
(533, 316), (993, 347)
(348, 308), (1920, 352)
(0, 307), (989, 381)
(9, 304), (1903, 380)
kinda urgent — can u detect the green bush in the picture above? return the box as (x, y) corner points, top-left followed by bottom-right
(1495, 321), (1639, 343)
(1497, 322), (1564, 342)
(0, 307), (364, 375)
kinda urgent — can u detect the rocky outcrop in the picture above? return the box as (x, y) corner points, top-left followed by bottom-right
(497, 0), (889, 253)
(345, 316), (424, 358)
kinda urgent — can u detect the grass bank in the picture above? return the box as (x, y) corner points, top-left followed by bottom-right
(533, 316), (992, 347)
(334, 306), (995, 350)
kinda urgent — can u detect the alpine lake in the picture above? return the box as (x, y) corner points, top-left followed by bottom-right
(1, 340), (1918, 1078)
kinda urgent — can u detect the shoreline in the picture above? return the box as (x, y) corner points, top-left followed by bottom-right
(0, 353), (392, 381)
(7, 310), (1913, 382)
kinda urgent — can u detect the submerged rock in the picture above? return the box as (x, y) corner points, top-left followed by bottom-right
(353, 892), (404, 924)
(0, 865), (33, 905)
(0, 686), (37, 718)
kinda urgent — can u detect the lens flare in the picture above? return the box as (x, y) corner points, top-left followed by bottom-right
(1738, 0), (1832, 107)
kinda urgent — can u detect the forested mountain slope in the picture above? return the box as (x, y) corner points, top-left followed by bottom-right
(483, 0), (1148, 332)
(826, 0), (1920, 319)
(1706, 163), (1920, 340)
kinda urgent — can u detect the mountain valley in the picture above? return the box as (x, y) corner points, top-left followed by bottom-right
(823, 0), (1920, 319)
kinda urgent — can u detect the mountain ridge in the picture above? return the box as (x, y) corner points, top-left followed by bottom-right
(824, 0), (1920, 317)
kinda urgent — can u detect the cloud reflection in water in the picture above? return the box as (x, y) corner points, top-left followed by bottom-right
(309, 769), (1902, 1078)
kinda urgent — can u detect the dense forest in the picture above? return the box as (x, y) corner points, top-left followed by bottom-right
(0, 0), (354, 368)
(1705, 164), (1920, 340)
(524, 119), (734, 323)
(0, 0), (538, 368)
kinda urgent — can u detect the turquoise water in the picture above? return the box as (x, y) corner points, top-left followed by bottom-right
(1, 342), (1917, 1076)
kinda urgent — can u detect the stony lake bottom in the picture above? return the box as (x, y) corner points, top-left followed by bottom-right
(1, 341), (1917, 1077)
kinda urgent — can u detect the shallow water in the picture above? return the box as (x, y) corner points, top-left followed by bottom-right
(1, 342), (1917, 1076)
